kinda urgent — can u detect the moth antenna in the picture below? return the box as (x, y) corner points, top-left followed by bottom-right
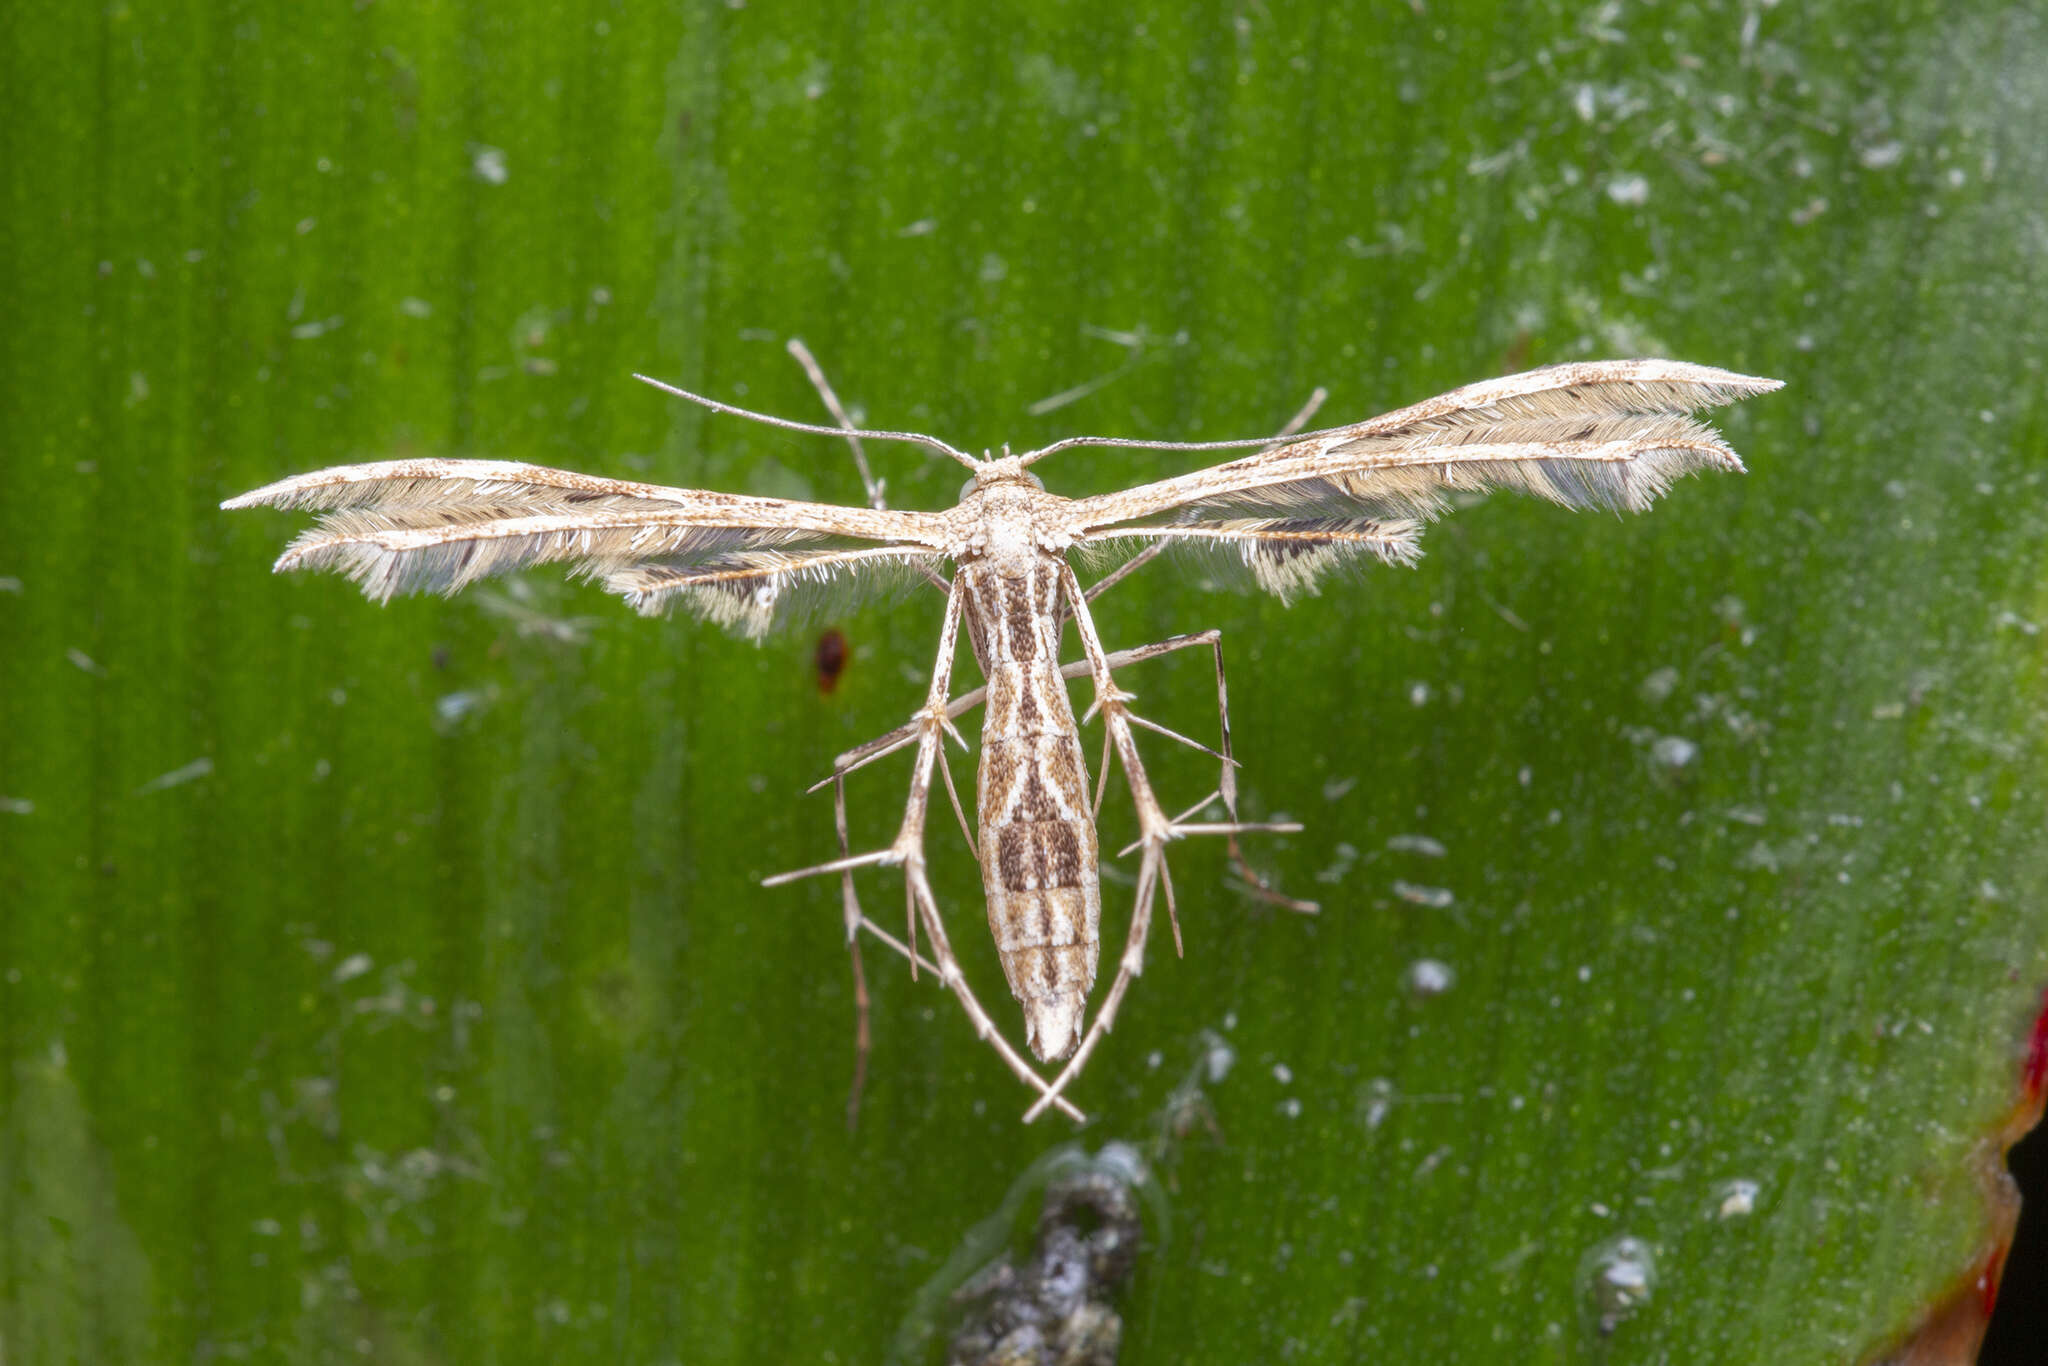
(1017, 423), (1362, 469)
(632, 372), (982, 471)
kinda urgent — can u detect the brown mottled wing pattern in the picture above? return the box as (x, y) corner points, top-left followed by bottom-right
(1065, 361), (1780, 598)
(223, 458), (949, 636)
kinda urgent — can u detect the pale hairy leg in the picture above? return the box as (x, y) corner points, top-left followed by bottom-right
(765, 580), (1084, 1122)
(1073, 385), (1326, 609)
(1022, 566), (1305, 1123)
(787, 338), (958, 1120)
(811, 629), (1282, 1120)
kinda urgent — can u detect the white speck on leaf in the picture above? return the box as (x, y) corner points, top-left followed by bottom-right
(1605, 173), (1650, 206)
(1710, 1178), (1761, 1219)
(1406, 959), (1455, 997)
(471, 145), (509, 184)
(1650, 735), (1698, 772)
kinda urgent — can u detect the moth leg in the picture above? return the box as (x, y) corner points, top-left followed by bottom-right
(763, 579), (968, 889)
(787, 337), (886, 510)
(766, 578), (1083, 1121)
(832, 772), (870, 1126)
(1078, 540), (1168, 607)
(811, 638), (1224, 796)
(830, 774), (948, 1127)
(1166, 631), (1317, 914)
(834, 741), (946, 1126)
(1071, 629), (1318, 912)
(807, 686), (986, 794)
(1071, 386), (1327, 613)
(1023, 566), (1184, 1122)
(828, 778), (945, 978)
(788, 336), (952, 596)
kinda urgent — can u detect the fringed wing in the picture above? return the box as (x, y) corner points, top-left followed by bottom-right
(1065, 361), (1781, 531)
(1079, 519), (1423, 605)
(607, 545), (947, 640)
(223, 458), (951, 605)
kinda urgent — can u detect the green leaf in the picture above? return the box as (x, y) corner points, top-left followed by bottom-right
(4, 2), (2045, 1362)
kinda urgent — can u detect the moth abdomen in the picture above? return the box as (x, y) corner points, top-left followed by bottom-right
(968, 558), (1103, 1062)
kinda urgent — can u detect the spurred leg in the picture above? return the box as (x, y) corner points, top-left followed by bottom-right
(788, 336), (951, 595)
(789, 336), (972, 1115)
(1183, 630), (1318, 915)
(1072, 386), (1327, 611)
(1077, 632), (1311, 912)
(833, 772), (870, 1129)
(820, 633), (1310, 940)
(811, 635), (1231, 793)
(1023, 567), (1309, 1123)
(764, 579), (1083, 1122)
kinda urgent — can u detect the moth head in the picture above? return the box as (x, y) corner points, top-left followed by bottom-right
(960, 455), (1045, 499)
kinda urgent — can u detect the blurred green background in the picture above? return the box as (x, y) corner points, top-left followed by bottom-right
(4, 1), (2046, 1362)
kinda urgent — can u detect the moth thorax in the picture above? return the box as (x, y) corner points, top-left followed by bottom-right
(980, 509), (1038, 567)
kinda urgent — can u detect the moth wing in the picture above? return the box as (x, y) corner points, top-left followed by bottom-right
(224, 457), (950, 604)
(1077, 518), (1422, 605)
(605, 544), (948, 640)
(1066, 361), (1781, 534)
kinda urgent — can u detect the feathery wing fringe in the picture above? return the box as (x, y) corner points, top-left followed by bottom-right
(224, 458), (949, 603)
(606, 546), (946, 640)
(1080, 519), (1423, 604)
(1166, 416), (1728, 523)
(1068, 361), (1781, 531)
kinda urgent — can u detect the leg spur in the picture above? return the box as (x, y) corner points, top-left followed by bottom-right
(763, 580), (1085, 1124)
(1022, 567), (1309, 1123)
(772, 614), (1308, 1123)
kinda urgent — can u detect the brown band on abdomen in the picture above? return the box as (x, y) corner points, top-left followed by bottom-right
(995, 819), (1088, 894)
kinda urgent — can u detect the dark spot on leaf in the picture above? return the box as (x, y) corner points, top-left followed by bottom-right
(815, 627), (848, 694)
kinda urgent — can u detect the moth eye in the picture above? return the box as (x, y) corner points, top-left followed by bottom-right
(960, 475), (981, 499)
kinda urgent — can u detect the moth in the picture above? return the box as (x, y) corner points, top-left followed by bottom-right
(225, 351), (1779, 1123)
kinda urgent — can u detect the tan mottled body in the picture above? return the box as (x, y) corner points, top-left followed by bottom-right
(960, 553), (1100, 1062)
